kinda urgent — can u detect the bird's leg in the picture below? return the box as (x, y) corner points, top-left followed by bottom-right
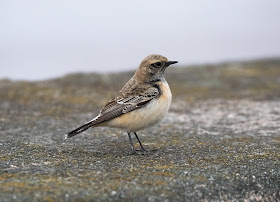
(134, 132), (147, 152)
(127, 133), (136, 154)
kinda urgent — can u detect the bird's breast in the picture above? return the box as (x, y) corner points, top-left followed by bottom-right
(158, 80), (172, 104)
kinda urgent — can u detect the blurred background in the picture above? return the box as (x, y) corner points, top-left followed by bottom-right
(1, 0), (280, 80)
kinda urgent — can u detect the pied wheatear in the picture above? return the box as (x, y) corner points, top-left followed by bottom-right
(65, 54), (178, 154)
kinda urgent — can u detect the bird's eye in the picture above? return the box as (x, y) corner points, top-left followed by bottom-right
(153, 62), (162, 68)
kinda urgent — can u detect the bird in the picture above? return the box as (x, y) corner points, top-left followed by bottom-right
(65, 54), (178, 154)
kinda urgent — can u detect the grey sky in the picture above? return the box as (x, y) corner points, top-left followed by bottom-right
(1, 0), (280, 80)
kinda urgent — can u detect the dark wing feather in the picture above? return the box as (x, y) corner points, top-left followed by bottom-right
(94, 87), (160, 124)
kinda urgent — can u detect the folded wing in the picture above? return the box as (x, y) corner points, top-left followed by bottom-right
(65, 87), (159, 138)
(97, 87), (160, 124)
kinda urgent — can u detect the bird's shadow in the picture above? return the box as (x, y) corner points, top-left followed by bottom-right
(126, 148), (160, 156)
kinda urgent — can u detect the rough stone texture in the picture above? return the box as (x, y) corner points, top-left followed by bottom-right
(1, 59), (280, 201)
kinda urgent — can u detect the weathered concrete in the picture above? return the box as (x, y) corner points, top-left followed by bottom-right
(1, 59), (280, 201)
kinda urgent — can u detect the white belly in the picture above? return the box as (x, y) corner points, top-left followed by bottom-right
(106, 81), (172, 132)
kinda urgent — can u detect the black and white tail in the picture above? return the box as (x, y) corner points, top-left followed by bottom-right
(65, 117), (99, 139)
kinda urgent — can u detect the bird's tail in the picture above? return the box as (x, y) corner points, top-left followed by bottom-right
(65, 117), (99, 139)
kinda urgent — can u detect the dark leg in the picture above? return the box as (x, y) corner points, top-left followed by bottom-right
(134, 132), (147, 151)
(127, 133), (136, 154)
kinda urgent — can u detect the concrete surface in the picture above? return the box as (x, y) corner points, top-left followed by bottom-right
(1, 59), (280, 201)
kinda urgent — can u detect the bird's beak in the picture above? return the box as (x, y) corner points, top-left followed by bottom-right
(167, 61), (178, 67)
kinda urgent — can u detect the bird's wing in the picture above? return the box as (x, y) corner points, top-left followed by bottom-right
(95, 86), (160, 124)
(65, 86), (159, 139)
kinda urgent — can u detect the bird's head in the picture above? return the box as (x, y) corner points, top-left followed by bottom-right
(135, 54), (178, 82)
